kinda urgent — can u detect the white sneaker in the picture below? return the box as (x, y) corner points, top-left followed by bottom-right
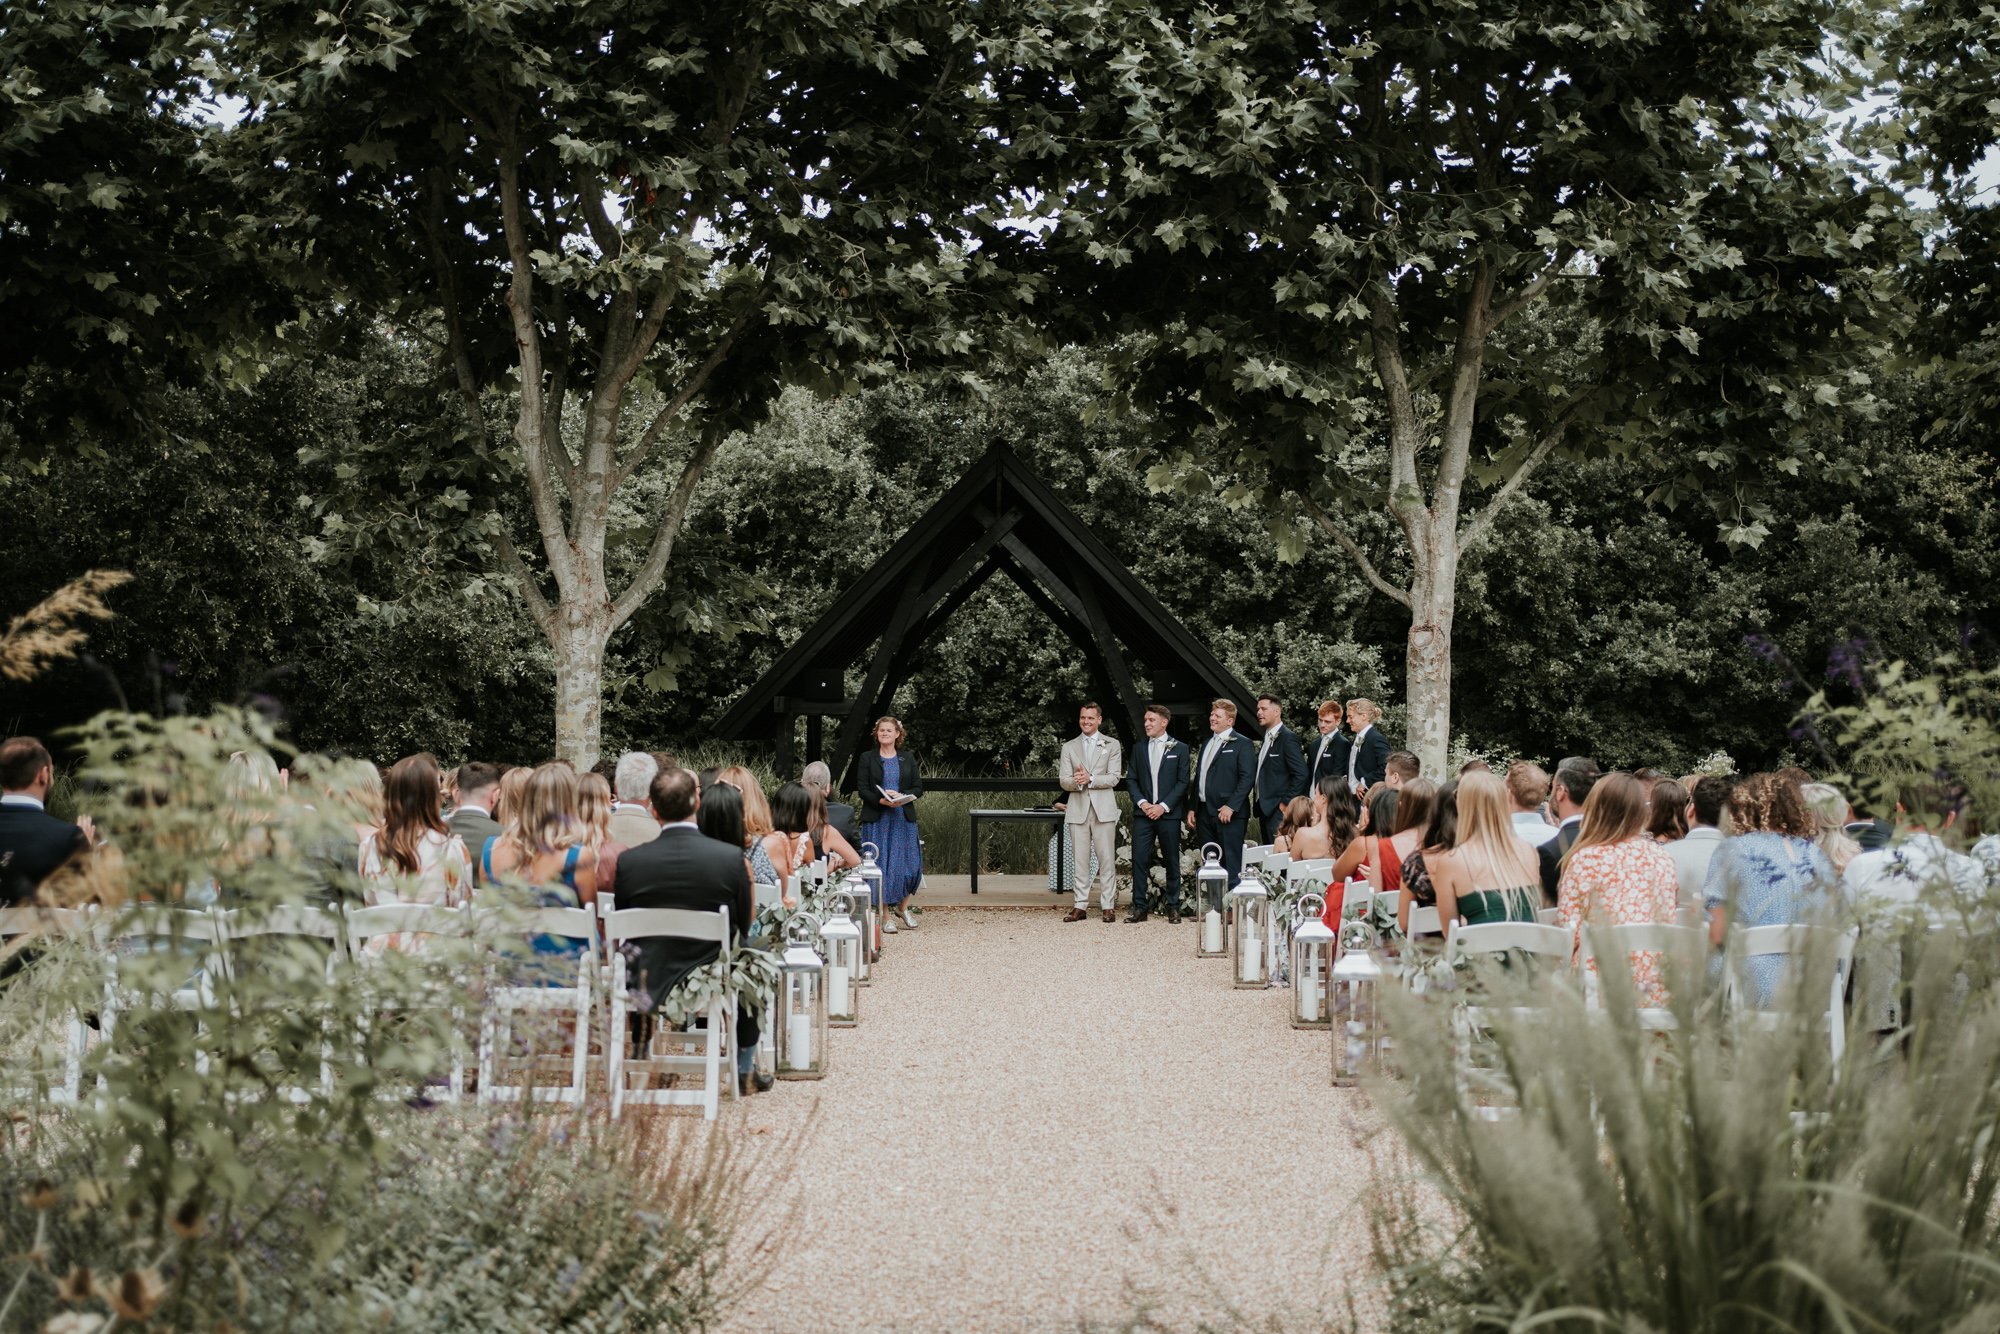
(883, 917), (900, 934)
(901, 907), (919, 929)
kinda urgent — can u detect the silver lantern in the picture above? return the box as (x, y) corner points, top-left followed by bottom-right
(776, 916), (829, 1080)
(1291, 893), (1335, 1029)
(1194, 843), (1229, 958)
(1226, 872), (1271, 988)
(857, 843), (886, 962)
(1331, 917), (1385, 1086)
(838, 869), (875, 982)
(818, 893), (863, 1027)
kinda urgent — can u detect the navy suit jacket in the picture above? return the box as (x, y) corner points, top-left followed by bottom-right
(1193, 732), (1254, 814)
(1253, 723), (1309, 820)
(0, 803), (88, 906)
(1125, 736), (1190, 819)
(613, 825), (754, 1009)
(1308, 731), (1352, 789)
(1349, 727), (1391, 790)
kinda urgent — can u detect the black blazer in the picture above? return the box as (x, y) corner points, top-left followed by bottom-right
(856, 749), (922, 824)
(1253, 723), (1309, 820)
(1308, 731), (1352, 789)
(1348, 727), (1391, 790)
(1125, 735), (1190, 819)
(0, 803), (89, 906)
(823, 800), (862, 852)
(1536, 819), (1583, 905)
(612, 825), (754, 1009)
(1193, 732), (1255, 814)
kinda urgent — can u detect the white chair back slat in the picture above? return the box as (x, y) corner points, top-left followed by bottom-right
(1446, 920), (1571, 963)
(511, 905), (600, 946)
(1243, 845), (1270, 870)
(1536, 907), (1560, 926)
(215, 904), (343, 941)
(0, 905), (92, 938)
(345, 903), (470, 946)
(1576, 922), (1706, 1029)
(1406, 905), (1443, 938)
(1286, 859), (1335, 886)
(753, 880), (782, 912)
(103, 906), (227, 946)
(1338, 880), (1374, 918)
(1263, 852), (1292, 876)
(603, 906), (729, 946)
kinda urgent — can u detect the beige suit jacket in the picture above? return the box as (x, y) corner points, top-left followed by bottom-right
(609, 806), (661, 850)
(1059, 733), (1124, 824)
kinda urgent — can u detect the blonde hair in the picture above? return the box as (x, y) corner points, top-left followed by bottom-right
(719, 765), (773, 840)
(577, 772), (614, 849)
(1800, 781), (1861, 873)
(493, 766), (532, 838)
(513, 763), (582, 857)
(1346, 698), (1382, 724)
(1453, 771), (1537, 920)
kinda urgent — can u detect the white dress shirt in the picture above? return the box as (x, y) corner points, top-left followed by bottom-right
(1199, 730), (1230, 801)
(1510, 810), (1558, 847)
(0, 793), (46, 810)
(1149, 736), (1166, 801)
(1346, 725), (1373, 788)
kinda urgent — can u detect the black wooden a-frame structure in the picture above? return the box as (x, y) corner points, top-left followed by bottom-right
(712, 444), (1255, 780)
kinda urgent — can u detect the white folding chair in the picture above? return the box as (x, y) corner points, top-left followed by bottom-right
(1405, 905), (1443, 938)
(210, 903), (344, 1101)
(1263, 851), (1292, 878)
(1727, 924), (1858, 1062)
(98, 906), (227, 1086)
(477, 906), (599, 1106)
(344, 903), (474, 1101)
(1536, 907), (1560, 926)
(1336, 880), (1374, 921)
(602, 907), (734, 1121)
(754, 880), (782, 914)
(1243, 845), (1271, 871)
(0, 905), (94, 1104)
(1446, 920), (1574, 1119)
(1577, 923), (1705, 1032)
(1286, 859), (1335, 889)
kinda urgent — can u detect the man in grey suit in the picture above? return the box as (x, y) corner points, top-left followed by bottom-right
(802, 760), (861, 852)
(1059, 702), (1125, 923)
(448, 761), (504, 879)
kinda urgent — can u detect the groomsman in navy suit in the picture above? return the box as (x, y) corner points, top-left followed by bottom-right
(1124, 703), (1188, 922)
(1188, 698), (1255, 881)
(1251, 693), (1309, 845)
(1307, 699), (1352, 791)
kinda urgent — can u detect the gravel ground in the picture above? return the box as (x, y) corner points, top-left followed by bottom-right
(709, 905), (1409, 1333)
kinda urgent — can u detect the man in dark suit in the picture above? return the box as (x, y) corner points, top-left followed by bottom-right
(1537, 758), (1601, 903)
(0, 736), (90, 907)
(1188, 698), (1255, 881)
(613, 766), (764, 1093)
(1251, 694), (1309, 845)
(803, 761), (862, 853)
(1307, 699), (1351, 791)
(1124, 702), (1189, 923)
(447, 760), (505, 879)
(1344, 699), (1391, 795)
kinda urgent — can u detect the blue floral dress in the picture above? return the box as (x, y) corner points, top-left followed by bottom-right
(1702, 832), (1841, 1003)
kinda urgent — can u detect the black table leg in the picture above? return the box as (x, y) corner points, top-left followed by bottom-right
(971, 815), (980, 894)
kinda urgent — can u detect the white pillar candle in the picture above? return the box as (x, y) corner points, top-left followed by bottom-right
(1241, 932), (1262, 983)
(1203, 910), (1223, 954)
(785, 1013), (812, 1070)
(1300, 964), (1321, 1022)
(828, 963), (851, 1018)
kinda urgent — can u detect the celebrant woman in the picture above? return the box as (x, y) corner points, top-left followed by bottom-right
(856, 715), (924, 932)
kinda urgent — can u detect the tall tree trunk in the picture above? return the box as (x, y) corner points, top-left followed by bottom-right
(1405, 575), (1456, 780)
(552, 609), (610, 770)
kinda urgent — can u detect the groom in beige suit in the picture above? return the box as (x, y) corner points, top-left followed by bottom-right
(1060, 702), (1125, 922)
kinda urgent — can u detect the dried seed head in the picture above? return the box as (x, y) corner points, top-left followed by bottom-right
(21, 1179), (58, 1211)
(106, 1267), (165, 1321)
(55, 1265), (94, 1305)
(171, 1197), (205, 1239)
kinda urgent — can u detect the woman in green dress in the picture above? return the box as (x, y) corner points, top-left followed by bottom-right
(1430, 770), (1542, 930)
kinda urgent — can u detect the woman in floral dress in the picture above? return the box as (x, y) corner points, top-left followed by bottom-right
(1558, 772), (1682, 1006)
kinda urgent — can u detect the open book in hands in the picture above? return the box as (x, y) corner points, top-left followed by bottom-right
(878, 787), (916, 806)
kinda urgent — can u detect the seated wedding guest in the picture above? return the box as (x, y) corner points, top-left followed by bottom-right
(695, 780), (755, 883)
(806, 787), (861, 870)
(359, 753), (472, 952)
(1843, 781), (1985, 920)
(1558, 772), (1681, 1004)
(448, 761), (504, 883)
(1537, 758), (1600, 902)
(577, 772), (628, 892)
(1703, 772), (1842, 1003)
(1399, 780), (1458, 933)
(1317, 780), (1371, 930)
(590, 755), (619, 786)
(764, 781), (818, 904)
(1505, 761), (1557, 848)
(0, 736), (92, 906)
(1844, 804), (1894, 853)
(1429, 771), (1543, 929)
(1800, 782), (1861, 875)
(718, 765), (783, 886)
(1458, 759), (1491, 775)
(1668, 776), (1731, 914)
(609, 751), (662, 848)
(484, 761), (599, 907)
(1385, 751), (1421, 789)
(1281, 788), (1333, 860)
(616, 766), (766, 1095)
(1344, 699), (1390, 795)
(696, 766), (722, 792)
(1272, 796), (1314, 856)
(1648, 778), (1690, 843)
(802, 760), (861, 855)
(1366, 778), (1435, 897)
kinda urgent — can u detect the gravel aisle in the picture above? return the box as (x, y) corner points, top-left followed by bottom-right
(715, 908), (1393, 1332)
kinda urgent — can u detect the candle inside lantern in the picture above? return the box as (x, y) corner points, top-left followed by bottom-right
(828, 962), (851, 1017)
(1301, 961), (1321, 1022)
(785, 1012), (812, 1070)
(1203, 909), (1223, 954)
(1241, 931), (1262, 983)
